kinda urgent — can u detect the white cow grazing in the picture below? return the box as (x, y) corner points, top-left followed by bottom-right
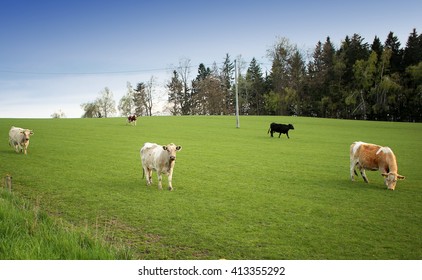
(9, 126), (34, 155)
(350, 141), (405, 190)
(140, 142), (182, 191)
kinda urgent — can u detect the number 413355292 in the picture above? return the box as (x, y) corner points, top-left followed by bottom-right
(230, 266), (286, 276)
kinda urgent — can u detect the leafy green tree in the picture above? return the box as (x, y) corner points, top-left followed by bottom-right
(267, 37), (293, 94)
(81, 102), (101, 118)
(353, 51), (378, 119)
(405, 62), (422, 121)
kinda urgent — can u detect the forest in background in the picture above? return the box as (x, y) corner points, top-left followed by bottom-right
(84, 28), (421, 122)
(166, 28), (421, 122)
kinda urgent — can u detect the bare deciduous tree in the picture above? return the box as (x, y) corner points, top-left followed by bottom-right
(118, 82), (135, 116)
(96, 87), (116, 118)
(177, 58), (192, 115)
(144, 76), (156, 116)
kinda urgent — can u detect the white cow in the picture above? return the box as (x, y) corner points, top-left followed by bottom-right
(140, 142), (182, 191)
(9, 126), (34, 155)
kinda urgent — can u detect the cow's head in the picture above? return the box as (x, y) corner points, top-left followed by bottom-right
(382, 172), (405, 190)
(163, 143), (182, 161)
(21, 129), (34, 143)
(288, 124), (294, 130)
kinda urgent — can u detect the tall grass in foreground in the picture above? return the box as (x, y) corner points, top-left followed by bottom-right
(0, 116), (421, 259)
(0, 188), (131, 259)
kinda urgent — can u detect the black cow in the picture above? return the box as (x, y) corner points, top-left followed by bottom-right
(267, 123), (294, 138)
(127, 115), (137, 126)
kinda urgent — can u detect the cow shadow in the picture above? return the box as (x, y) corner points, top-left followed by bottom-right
(0, 150), (19, 155)
(336, 178), (390, 192)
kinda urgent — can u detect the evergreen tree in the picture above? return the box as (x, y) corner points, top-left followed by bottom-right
(285, 50), (306, 115)
(402, 28), (422, 69)
(191, 63), (212, 114)
(340, 34), (370, 86)
(220, 54), (235, 113)
(246, 58), (265, 115)
(133, 82), (146, 116)
(167, 71), (183, 115)
(384, 31), (403, 74)
(307, 40), (328, 116)
(371, 36), (384, 59)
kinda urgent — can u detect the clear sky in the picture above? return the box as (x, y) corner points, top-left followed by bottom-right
(1, 0), (420, 118)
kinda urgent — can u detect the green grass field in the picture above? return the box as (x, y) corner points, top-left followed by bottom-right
(1, 116), (421, 259)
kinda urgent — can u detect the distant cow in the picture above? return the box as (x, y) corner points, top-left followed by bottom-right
(267, 123), (294, 138)
(127, 115), (137, 126)
(140, 142), (182, 191)
(8, 126), (34, 155)
(350, 141), (405, 190)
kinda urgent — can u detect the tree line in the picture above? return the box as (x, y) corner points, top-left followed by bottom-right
(80, 77), (156, 118)
(81, 28), (421, 122)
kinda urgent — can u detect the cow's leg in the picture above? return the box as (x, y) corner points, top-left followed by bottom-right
(144, 168), (152, 186)
(360, 168), (369, 183)
(167, 169), (174, 191)
(13, 142), (19, 153)
(350, 160), (358, 181)
(157, 172), (163, 190)
(286, 131), (290, 139)
(278, 132), (281, 138)
(147, 169), (153, 185)
(270, 130), (273, 137)
(23, 143), (28, 155)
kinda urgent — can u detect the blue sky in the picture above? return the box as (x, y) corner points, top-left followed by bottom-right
(1, 0), (420, 118)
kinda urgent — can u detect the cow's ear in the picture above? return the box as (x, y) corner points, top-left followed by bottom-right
(162, 146), (167, 150)
(397, 174), (405, 180)
(381, 173), (388, 178)
(176, 146), (182, 151)
(30, 130), (34, 135)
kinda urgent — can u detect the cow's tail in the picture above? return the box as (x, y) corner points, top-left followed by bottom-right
(267, 127), (271, 134)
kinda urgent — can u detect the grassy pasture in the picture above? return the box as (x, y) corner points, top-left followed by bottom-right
(0, 116), (421, 260)
(0, 189), (130, 259)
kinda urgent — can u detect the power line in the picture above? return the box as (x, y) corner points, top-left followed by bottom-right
(0, 67), (172, 75)
(0, 59), (272, 76)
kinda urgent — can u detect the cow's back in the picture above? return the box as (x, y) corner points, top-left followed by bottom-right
(9, 126), (23, 140)
(351, 142), (385, 170)
(140, 143), (161, 167)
